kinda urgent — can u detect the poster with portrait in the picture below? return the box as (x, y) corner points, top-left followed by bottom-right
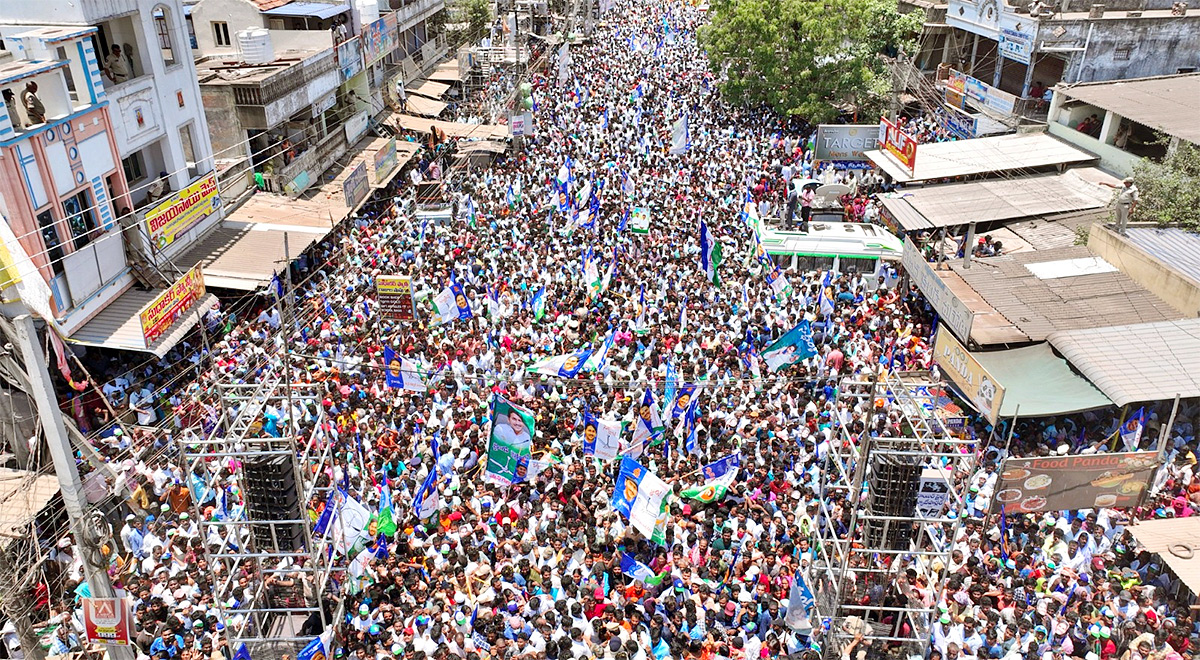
(484, 397), (535, 486)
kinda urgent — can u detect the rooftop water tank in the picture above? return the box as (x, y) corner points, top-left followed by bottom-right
(238, 28), (275, 65)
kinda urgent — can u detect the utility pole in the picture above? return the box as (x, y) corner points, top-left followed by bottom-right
(10, 315), (135, 660)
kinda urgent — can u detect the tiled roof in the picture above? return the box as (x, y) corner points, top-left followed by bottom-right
(254, 0), (294, 11)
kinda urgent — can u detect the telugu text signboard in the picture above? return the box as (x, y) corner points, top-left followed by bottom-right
(878, 116), (918, 176)
(902, 235), (975, 341)
(145, 172), (221, 250)
(933, 326), (1005, 423)
(139, 266), (205, 345)
(83, 598), (134, 646)
(996, 452), (1159, 514)
(343, 162), (369, 210)
(813, 124), (881, 162)
(376, 275), (415, 320)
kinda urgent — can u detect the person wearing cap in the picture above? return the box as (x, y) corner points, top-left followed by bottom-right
(1100, 177), (1139, 235)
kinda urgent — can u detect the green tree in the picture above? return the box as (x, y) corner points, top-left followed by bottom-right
(449, 0), (492, 48)
(698, 0), (924, 122)
(1130, 139), (1200, 231)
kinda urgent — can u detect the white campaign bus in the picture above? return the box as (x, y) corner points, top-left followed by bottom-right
(759, 219), (904, 274)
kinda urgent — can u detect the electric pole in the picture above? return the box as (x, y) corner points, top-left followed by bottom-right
(10, 315), (136, 660)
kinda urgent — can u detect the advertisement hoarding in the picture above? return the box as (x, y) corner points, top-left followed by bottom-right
(144, 172), (221, 250)
(374, 138), (398, 184)
(82, 598), (133, 646)
(362, 13), (398, 66)
(812, 124), (882, 162)
(878, 116), (918, 176)
(343, 162), (369, 210)
(335, 36), (363, 82)
(932, 326), (1005, 423)
(995, 452), (1159, 514)
(376, 275), (415, 320)
(139, 267), (205, 345)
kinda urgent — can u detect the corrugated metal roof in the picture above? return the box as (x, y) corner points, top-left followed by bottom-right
(950, 245), (1183, 342)
(1004, 208), (1109, 251)
(1123, 226), (1200, 285)
(1127, 513), (1200, 594)
(261, 1), (350, 18)
(1048, 317), (1200, 407)
(865, 133), (1097, 183)
(882, 172), (1110, 229)
(173, 225), (326, 291)
(0, 467), (59, 548)
(1058, 74), (1200, 145)
(69, 289), (219, 358)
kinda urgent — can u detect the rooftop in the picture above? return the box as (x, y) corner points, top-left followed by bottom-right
(9, 26), (98, 44)
(1049, 317), (1200, 407)
(0, 58), (67, 86)
(1122, 226), (1200, 284)
(865, 132), (1098, 184)
(948, 245), (1183, 344)
(1055, 73), (1200, 145)
(194, 52), (317, 84)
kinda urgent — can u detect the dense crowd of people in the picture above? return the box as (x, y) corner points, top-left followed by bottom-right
(28, 3), (1200, 660)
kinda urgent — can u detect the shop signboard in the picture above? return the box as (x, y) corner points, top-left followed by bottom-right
(362, 13), (398, 66)
(995, 452), (1159, 514)
(948, 69), (1018, 116)
(376, 275), (415, 320)
(343, 162), (369, 210)
(878, 116), (918, 176)
(999, 28), (1033, 64)
(812, 124), (881, 162)
(82, 598), (134, 646)
(335, 36), (363, 82)
(945, 106), (977, 139)
(139, 266), (205, 345)
(511, 113), (526, 136)
(374, 138), (398, 184)
(902, 236), (975, 341)
(144, 172), (221, 250)
(344, 110), (370, 144)
(932, 326), (1005, 423)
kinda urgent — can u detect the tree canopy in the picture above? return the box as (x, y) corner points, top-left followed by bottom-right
(697, 0), (924, 122)
(1130, 139), (1200, 231)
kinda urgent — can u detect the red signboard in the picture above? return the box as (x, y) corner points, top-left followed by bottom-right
(878, 116), (918, 176)
(82, 597), (133, 646)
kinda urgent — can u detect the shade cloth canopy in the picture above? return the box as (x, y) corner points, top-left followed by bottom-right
(1129, 517), (1200, 595)
(960, 342), (1113, 418)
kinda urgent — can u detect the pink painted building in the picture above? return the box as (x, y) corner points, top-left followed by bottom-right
(0, 26), (134, 326)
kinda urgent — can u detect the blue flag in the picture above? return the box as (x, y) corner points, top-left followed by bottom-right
(701, 453), (741, 481)
(669, 383), (697, 419)
(234, 644), (252, 660)
(761, 321), (818, 373)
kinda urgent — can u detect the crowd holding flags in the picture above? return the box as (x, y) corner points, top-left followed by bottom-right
(611, 456), (670, 544)
(762, 320), (818, 372)
(698, 219), (724, 286)
(527, 347), (593, 378)
(1120, 407), (1147, 451)
(582, 408), (622, 460)
(532, 286), (547, 321)
(431, 279), (473, 325)
(628, 389), (665, 457)
(669, 111), (690, 155)
(681, 453), (740, 503)
(382, 347), (427, 392)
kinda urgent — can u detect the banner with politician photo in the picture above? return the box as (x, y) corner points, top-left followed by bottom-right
(484, 397), (536, 486)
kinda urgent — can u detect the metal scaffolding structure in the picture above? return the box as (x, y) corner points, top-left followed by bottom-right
(811, 369), (976, 659)
(179, 376), (338, 656)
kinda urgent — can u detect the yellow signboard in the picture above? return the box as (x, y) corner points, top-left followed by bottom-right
(145, 172), (221, 250)
(933, 326), (1005, 423)
(139, 267), (205, 345)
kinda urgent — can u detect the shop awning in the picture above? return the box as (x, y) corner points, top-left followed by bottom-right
(172, 223), (328, 291)
(1048, 318), (1200, 407)
(403, 95), (447, 117)
(1129, 517), (1200, 595)
(866, 133), (1097, 184)
(261, 2), (350, 19)
(969, 342), (1112, 418)
(0, 467), (60, 550)
(69, 287), (219, 357)
(407, 80), (450, 99)
(427, 60), (467, 83)
(395, 114), (509, 140)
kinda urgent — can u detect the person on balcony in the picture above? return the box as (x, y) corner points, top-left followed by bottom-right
(104, 44), (130, 84)
(21, 81), (45, 125)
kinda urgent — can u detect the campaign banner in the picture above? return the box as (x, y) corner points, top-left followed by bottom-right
(611, 456), (670, 542)
(145, 171), (220, 250)
(376, 275), (415, 320)
(139, 266), (205, 345)
(878, 116), (918, 176)
(812, 124), (881, 162)
(82, 597), (133, 646)
(484, 397), (535, 486)
(629, 207), (650, 234)
(932, 326), (1004, 423)
(374, 138), (398, 184)
(335, 36), (363, 82)
(995, 452), (1159, 514)
(343, 162), (369, 210)
(915, 467), (951, 518)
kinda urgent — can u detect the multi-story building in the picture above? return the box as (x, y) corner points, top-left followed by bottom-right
(0, 27), (134, 328)
(0, 0), (225, 355)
